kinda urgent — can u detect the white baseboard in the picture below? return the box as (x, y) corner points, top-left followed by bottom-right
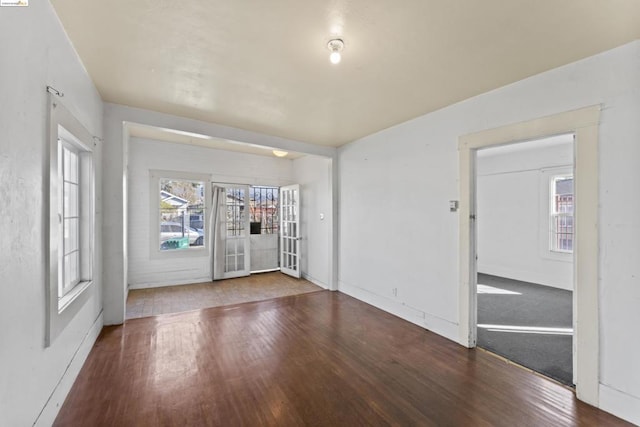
(338, 280), (459, 343)
(478, 264), (572, 291)
(128, 276), (212, 289)
(34, 311), (103, 427)
(302, 273), (329, 289)
(599, 383), (640, 425)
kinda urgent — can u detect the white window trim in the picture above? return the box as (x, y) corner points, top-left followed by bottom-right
(549, 173), (574, 254)
(538, 166), (573, 262)
(46, 95), (96, 347)
(149, 170), (211, 260)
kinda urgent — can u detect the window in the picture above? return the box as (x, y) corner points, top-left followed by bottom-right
(159, 179), (205, 250)
(60, 143), (80, 296)
(550, 175), (574, 252)
(249, 186), (279, 234)
(46, 95), (96, 346)
(57, 127), (93, 305)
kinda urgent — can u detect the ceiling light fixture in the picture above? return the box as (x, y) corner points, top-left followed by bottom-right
(273, 150), (288, 157)
(327, 38), (344, 64)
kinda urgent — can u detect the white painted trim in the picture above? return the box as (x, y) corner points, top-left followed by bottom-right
(251, 268), (281, 274)
(339, 281), (459, 343)
(128, 277), (214, 289)
(148, 170), (212, 260)
(302, 273), (329, 289)
(330, 157), (339, 291)
(599, 384), (640, 426)
(538, 165), (574, 265)
(458, 105), (601, 406)
(34, 312), (103, 427)
(115, 103), (336, 158)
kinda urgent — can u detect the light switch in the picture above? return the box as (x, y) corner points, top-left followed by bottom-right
(449, 200), (459, 212)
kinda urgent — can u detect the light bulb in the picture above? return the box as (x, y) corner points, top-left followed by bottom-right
(327, 39), (344, 65)
(273, 150), (288, 157)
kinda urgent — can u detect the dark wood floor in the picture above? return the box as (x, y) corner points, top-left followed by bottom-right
(55, 291), (629, 426)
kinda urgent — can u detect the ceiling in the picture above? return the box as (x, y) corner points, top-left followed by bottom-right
(51, 0), (640, 147)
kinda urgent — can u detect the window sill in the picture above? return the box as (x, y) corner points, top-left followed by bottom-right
(151, 246), (209, 260)
(58, 279), (93, 313)
(541, 249), (573, 263)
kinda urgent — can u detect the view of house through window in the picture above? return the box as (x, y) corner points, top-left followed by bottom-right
(249, 186), (279, 234)
(551, 175), (574, 252)
(159, 179), (205, 250)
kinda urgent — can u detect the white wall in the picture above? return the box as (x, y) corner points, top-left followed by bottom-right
(293, 155), (333, 288)
(338, 41), (640, 424)
(128, 137), (294, 288)
(477, 137), (573, 290)
(0, 3), (104, 426)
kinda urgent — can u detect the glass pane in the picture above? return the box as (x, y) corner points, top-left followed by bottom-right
(226, 239), (236, 256)
(225, 256), (235, 272)
(237, 239), (244, 255)
(64, 182), (79, 217)
(159, 179), (206, 250)
(63, 146), (71, 180)
(68, 150), (78, 183)
(236, 255), (244, 271)
(63, 254), (71, 289)
(69, 252), (79, 285)
(64, 218), (79, 254)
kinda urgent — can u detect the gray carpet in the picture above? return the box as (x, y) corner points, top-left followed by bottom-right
(477, 273), (573, 386)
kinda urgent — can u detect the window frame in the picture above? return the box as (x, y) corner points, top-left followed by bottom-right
(46, 95), (96, 346)
(538, 166), (574, 262)
(149, 170), (210, 259)
(550, 174), (574, 253)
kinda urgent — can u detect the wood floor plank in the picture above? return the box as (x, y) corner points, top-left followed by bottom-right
(55, 291), (630, 426)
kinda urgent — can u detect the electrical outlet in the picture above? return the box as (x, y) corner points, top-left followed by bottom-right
(392, 287), (398, 297)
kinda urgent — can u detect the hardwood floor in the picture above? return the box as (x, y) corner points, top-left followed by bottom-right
(55, 291), (629, 426)
(126, 272), (322, 319)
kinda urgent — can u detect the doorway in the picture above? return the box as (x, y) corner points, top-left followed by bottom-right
(457, 106), (601, 405)
(211, 183), (301, 280)
(475, 135), (574, 385)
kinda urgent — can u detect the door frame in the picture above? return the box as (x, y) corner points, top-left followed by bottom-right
(457, 105), (601, 406)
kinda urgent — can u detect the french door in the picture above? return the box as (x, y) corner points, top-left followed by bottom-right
(280, 184), (301, 278)
(214, 184), (251, 279)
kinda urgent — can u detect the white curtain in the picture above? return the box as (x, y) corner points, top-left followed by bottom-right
(210, 185), (226, 280)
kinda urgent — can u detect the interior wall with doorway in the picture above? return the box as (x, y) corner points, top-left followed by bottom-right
(477, 135), (574, 290)
(336, 41), (640, 423)
(128, 137), (294, 288)
(476, 135), (574, 385)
